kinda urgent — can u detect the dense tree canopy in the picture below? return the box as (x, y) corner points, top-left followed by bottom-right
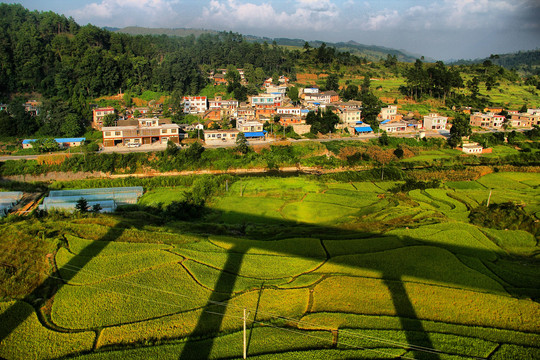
(400, 60), (463, 101)
(306, 108), (340, 134)
(0, 4), (367, 103)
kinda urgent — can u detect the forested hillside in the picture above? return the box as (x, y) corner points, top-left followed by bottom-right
(452, 49), (540, 75)
(0, 3), (367, 102)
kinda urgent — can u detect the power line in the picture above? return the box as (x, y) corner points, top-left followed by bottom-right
(6, 265), (417, 360)
(9, 259), (460, 358)
(56, 262), (448, 355)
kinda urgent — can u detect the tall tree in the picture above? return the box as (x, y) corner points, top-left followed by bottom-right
(448, 113), (472, 147)
(325, 74), (339, 92)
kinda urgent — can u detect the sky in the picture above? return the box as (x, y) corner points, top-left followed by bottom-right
(11, 0), (540, 61)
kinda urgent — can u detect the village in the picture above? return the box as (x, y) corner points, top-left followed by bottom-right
(8, 68), (540, 156)
(91, 70), (540, 154)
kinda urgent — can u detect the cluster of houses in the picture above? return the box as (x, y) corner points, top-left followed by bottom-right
(468, 108), (540, 129)
(7, 77), (539, 151)
(95, 84), (454, 147)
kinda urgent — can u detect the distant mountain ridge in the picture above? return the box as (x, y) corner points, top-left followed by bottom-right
(113, 26), (425, 63)
(450, 49), (540, 75)
(115, 26), (218, 37)
(244, 36), (428, 63)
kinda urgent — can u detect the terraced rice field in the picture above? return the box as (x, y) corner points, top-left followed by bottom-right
(1, 173), (539, 359)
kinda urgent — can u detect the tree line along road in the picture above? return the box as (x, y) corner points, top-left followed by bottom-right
(0, 129), (529, 161)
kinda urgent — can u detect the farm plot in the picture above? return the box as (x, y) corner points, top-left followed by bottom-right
(1, 172), (539, 359)
(476, 172), (535, 190)
(173, 247), (325, 280)
(56, 246), (180, 285)
(413, 188), (470, 221)
(210, 196), (286, 223)
(98, 288), (310, 348)
(388, 222), (503, 259)
(300, 313), (540, 348)
(280, 200), (360, 224)
(0, 301), (95, 360)
(51, 263), (219, 329)
(138, 186), (189, 206)
(75, 327), (334, 360)
(311, 276), (540, 332)
(313, 246), (507, 293)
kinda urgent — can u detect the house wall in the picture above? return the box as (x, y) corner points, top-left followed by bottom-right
(204, 130), (239, 143)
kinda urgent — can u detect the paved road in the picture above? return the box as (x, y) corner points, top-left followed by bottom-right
(0, 128), (529, 160)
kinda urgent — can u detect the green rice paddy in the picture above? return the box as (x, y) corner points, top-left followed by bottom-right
(1, 172), (539, 359)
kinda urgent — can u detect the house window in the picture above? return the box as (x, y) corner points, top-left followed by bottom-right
(162, 129), (167, 134)
(171, 129), (177, 133)
(105, 132), (111, 136)
(115, 131), (121, 136)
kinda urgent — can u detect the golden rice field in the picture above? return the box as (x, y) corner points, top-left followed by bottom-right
(0, 172), (539, 359)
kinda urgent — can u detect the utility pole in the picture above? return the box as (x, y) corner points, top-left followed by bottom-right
(243, 308), (250, 359)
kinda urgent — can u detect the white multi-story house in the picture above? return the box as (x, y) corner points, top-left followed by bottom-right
(339, 109), (362, 125)
(236, 119), (267, 141)
(266, 85), (287, 95)
(183, 96), (208, 114)
(379, 105), (398, 120)
(423, 113), (448, 130)
(304, 91), (339, 104)
(251, 94), (282, 108)
(277, 106), (302, 116)
(303, 87), (319, 94)
(461, 143), (484, 154)
(380, 121), (408, 133)
(204, 129), (239, 144)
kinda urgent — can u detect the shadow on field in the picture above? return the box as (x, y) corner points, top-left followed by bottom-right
(1, 201), (535, 360)
(0, 220), (130, 346)
(175, 205), (533, 360)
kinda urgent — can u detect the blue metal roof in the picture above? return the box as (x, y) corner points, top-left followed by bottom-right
(381, 120), (390, 124)
(301, 109), (309, 113)
(407, 123), (416, 127)
(54, 138), (86, 143)
(355, 126), (373, 133)
(23, 138), (86, 144)
(356, 121), (365, 125)
(244, 131), (267, 138)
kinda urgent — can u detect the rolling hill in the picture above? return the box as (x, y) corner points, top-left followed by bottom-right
(114, 26), (424, 63)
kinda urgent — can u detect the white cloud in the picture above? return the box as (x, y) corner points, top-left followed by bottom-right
(350, 0), (525, 32)
(196, 0), (340, 32)
(69, 0), (180, 27)
(364, 10), (399, 31)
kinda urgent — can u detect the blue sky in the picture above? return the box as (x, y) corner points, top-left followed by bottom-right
(11, 0), (540, 60)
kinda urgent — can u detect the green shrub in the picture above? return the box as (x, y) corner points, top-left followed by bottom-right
(469, 202), (539, 235)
